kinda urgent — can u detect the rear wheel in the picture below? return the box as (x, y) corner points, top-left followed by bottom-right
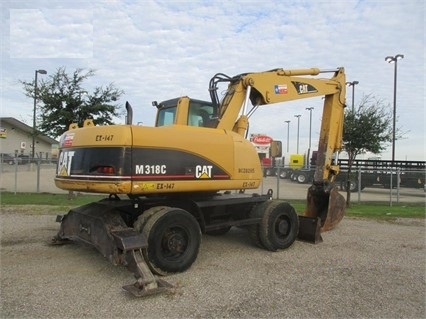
(134, 206), (168, 232)
(137, 207), (201, 276)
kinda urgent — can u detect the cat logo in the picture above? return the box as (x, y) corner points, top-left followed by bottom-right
(58, 166), (68, 176)
(195, 165), (213, 179)
(57, 150), (75, 176)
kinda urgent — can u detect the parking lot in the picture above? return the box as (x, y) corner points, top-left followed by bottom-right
(1, 164), (425, 318)
(1, 205), (425, 318)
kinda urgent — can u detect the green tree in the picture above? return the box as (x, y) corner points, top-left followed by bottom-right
(21, 67), (124, 138)
(342, 94), (394, 207)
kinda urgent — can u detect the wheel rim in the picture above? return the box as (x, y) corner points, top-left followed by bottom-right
(160, 226), (189, 260)
(275, 215), (290, 239)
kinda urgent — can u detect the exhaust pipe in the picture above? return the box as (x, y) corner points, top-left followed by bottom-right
(126, 101), (133, 125)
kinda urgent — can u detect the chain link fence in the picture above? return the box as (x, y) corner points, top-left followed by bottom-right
(1, 159), (61, 194)
(1, 161), (425, 205)
(260, 165), (425, 205)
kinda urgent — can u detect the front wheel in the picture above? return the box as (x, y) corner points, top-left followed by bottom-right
(139, 207), (201, 276)
(249, 201), (299, 251)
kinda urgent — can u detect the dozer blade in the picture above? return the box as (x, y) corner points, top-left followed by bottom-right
(52, 201), (173, 297)
(304, 181), (346, 234)
(121, 249), (174, 297)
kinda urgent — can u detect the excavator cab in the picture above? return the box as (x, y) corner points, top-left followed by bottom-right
(154, 97), (218, 128)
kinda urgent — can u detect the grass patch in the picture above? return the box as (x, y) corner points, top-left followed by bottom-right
(345, 202), (425, 219)
(1, 192), (424, 219)
(290, 200), (425, 219)
(0, 192), (106, 206)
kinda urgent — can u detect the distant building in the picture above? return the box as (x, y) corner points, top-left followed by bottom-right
(0, 117), (59, 160)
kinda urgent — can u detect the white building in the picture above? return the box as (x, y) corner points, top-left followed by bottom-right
(0, 117), (58, 160)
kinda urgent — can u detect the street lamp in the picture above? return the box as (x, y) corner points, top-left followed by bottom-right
(305, 107), (314, 167)
(346, 81), (359, 112)
(284, 120), (290, 153)
(294, 114), (301, 154)
(32, 69), (47, 159)
(385, 54), (404, 162)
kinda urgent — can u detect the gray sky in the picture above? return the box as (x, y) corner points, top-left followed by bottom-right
(1, 0), (425, 160)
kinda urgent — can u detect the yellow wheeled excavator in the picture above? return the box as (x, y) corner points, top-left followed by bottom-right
(53, 67), (347, 296)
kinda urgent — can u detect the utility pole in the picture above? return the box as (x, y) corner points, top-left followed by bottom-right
(294, 114), (301, 154)
(284, 120), (290, 153)
(306, 107), (314, 167)
(32, 69), (47, 159)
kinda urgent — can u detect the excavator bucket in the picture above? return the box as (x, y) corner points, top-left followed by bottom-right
(299, 182), (346, 243)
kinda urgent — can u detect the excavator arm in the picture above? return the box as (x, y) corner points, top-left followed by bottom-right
(210, 67), (347, 231)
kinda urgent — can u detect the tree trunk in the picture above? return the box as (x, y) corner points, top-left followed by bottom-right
(345, 156), (354, 208)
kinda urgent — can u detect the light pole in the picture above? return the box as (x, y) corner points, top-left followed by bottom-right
(385, 54), (404, 162)
(346, 81), (359, 112)
(32, 69), (47, 159)
(284, 120), (290, 152)
(294, 114), (301, 154)
(305, 107), (314, 167)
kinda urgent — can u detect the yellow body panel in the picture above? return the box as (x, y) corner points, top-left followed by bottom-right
(55, 124), (262, 194)
(55, 179), (133, 194)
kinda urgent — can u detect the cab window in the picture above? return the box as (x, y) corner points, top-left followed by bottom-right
(156, 106), (176, 126)
(188, 101), (217, 128)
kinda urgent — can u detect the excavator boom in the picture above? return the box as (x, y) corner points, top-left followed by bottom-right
(208, 67), (347, 232)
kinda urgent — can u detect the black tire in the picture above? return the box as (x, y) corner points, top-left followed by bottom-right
(248, 202), (268, 248)
(141, 207), (201, 276)
(258, 201), (299, 251)
(133, 206), (169, 232)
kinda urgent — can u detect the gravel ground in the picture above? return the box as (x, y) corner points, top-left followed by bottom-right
(1, 205), (425, 319)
